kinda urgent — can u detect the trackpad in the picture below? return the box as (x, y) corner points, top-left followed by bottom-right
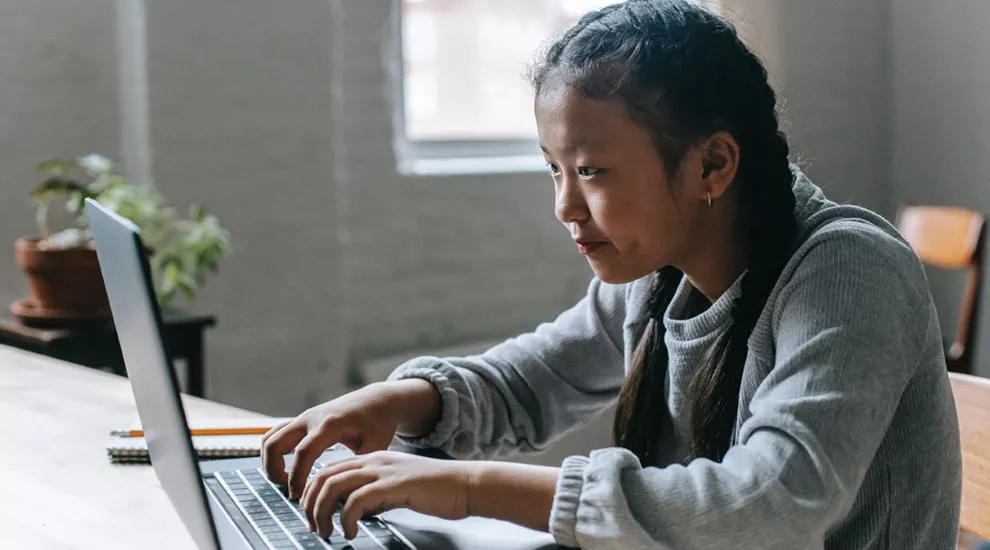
(381, 509), (560, 550)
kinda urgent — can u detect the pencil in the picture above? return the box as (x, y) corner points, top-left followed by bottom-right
(111, 427), (273, 438)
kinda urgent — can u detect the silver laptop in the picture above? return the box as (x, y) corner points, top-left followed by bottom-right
(86, 198), (559, 550)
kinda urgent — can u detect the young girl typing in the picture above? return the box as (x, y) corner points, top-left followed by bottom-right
(263, 1), (961, 548)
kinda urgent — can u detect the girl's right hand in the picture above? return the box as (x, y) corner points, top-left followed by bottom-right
(261, 378), (441, 499)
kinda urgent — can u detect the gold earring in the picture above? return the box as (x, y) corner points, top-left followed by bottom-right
(707, 191), (713, 208)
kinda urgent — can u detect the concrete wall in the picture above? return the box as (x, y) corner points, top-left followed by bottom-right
(726, 0), (892, 217)
(777, 0), (892, 217)
(330, 0), (591, 366)
(140, 0), (593, 415)
(0, 0), (120, 312)
(142, 1), (348, 414)
(889, 0), (990, 378)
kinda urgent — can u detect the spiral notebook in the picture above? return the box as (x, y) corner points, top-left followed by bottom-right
(106, 416), (291, 464)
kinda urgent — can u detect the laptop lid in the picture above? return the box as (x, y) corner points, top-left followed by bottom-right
(86, 198), (221, 550)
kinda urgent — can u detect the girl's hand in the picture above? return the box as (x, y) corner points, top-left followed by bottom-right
(261, 379), (441, 499)
(300, 451), (472, 539)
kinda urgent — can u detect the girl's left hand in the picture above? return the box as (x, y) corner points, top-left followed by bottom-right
(299, 450), (472, 539)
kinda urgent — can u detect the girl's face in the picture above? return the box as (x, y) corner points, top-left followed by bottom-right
(536, 81), (714, 284)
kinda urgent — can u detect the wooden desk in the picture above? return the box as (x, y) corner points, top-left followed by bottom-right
(0, 344), (266, 549)
(0, 309), (215, 397)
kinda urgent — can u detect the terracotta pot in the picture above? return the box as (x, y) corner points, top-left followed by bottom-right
(14, 237), (109, 312)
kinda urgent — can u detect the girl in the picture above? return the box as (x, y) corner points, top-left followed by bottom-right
(263, 1), (961, 548)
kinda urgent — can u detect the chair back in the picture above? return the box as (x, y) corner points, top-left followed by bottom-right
(897, 206), (985, 373)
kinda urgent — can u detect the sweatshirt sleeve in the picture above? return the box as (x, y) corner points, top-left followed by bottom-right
(386, 277), (629, 459)
(550, 223), (932, 549)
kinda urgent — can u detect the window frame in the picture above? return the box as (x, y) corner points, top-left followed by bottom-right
(391, 0), (721, 176)
(391, 0), (545, 176)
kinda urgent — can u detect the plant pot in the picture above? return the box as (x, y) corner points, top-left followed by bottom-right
(14, 237), (110, 314)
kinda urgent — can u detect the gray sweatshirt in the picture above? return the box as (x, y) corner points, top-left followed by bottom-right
(388, 172), (962, 549)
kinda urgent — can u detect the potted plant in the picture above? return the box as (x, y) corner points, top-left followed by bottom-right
(13, 154), (231, 324)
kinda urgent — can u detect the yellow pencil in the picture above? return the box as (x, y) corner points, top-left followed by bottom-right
(111, 426), (273, 438)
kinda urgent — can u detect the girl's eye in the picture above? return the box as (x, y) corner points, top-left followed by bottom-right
(547, 163), (561, 175)
(578, 166), (603, 178)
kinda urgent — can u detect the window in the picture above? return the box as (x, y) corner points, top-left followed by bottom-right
(396, 0), (629, 175)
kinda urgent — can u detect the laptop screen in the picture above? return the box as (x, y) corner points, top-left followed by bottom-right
(86, 199), (220, 550)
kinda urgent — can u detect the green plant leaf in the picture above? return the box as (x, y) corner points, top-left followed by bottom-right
(178, 281), (196, 302)
(30, 176), (89, 204)
(37, 158), (77, 176)
(65, 191), (86, 216)
(189, 204), (205, 222)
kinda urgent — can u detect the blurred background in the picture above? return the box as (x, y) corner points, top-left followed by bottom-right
(0, 0), (987, 466)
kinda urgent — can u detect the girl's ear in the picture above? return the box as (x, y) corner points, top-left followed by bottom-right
(698, 131), (740, 201)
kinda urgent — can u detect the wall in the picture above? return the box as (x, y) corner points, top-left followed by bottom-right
(0, 0), (120, 313)
(781, 1), (892, 217)
(330, 0), (592, 365)
(141, 1), (348, 414)
(141, 0), (594, 415)
(727, 0), (892, 217)
(890, 0), (990, 377)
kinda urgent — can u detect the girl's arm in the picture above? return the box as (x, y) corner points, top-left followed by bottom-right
(548, 226), (946, 549)
(466, 462), (560, 533)
(386, 277), (633, 459)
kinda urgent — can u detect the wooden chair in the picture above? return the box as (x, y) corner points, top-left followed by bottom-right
(951, 373), (990, 547)
(897, 206), (986, 374)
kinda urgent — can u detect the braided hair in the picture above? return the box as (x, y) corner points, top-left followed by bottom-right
(532, 0), (797, 464)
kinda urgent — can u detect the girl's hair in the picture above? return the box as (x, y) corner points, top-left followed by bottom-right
(531, 0), (798, 464)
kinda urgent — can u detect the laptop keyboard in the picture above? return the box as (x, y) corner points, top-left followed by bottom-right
(215, 465), (413, 550)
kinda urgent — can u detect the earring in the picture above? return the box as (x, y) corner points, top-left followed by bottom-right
(707, 191), (713, 208)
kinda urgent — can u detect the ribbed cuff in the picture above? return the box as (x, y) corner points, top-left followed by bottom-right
(550, 455), (590, 548)
(386, 359), (462, 449)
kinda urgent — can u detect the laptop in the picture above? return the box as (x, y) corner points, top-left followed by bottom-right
(86, 198), (559, 550)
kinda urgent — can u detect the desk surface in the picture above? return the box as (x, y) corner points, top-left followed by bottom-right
(0, 345), (266, 549)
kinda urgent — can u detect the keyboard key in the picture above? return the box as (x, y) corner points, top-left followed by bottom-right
(254, 519), (278, 528)
(271, 542), (298, 549)
(348, 529), (370, 539)
(296, 533), (331, 548)
(379, 537), (411, 550)
(339, 540), (383, 550)
(362, 521), (391, 537)
(299, 539), (325, 549)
